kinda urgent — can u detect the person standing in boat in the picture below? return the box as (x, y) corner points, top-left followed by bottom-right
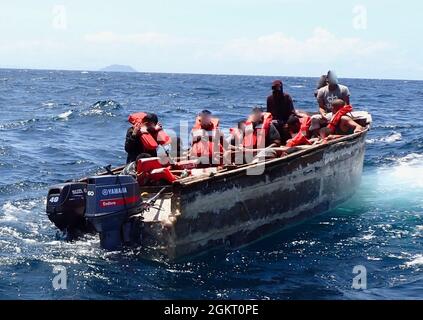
(125, 112), (171, 164)
(266, 80), (297, 144)
(190, 110), (227, 165)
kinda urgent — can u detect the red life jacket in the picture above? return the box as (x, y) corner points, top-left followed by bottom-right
(191, 117), (223, 158)
(286, 116), (313, 148)
(136, 157), (177, 185)
(128, 113), (172, 151)
(287, 133), (312, 148)
(243, 113), (273, 149)
(299, 116), (312, 135)
(229, 128), (244, 145)
(327, 105), (353, 134)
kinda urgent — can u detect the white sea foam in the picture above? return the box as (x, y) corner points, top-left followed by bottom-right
(42, 102), (55, 108)
(367, 132), (402, 144)
(57, 110), (73, 120)
(406, 255), (423, 267)
(0, 201), (28, 222)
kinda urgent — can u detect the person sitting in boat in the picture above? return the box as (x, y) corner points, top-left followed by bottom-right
(242, 107), (283, 162)
(228, 121), (246, 150)
(190, 110), (227, 165)
(267, 80), (297, 144)
(285, 115), (321, 147)
(125, 112), (171, 164)
(310, 71), (351, 134)
(320, 99), (364, 139)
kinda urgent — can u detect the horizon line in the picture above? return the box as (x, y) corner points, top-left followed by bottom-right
(0, 66), (421, 82)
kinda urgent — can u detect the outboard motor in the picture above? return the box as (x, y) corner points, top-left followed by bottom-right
(85, 175), (144, 250)
(46, 182), (88, 234)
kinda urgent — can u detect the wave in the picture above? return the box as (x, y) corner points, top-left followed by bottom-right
(405, 255), (423, 267)
(372, 152), (423, 190)
(41, 102), (56, 108)
(56, 110), (73, 120)
(80, 100), (121, 117)
(366, 132), (402, 144)
(0, 118), (39, 130)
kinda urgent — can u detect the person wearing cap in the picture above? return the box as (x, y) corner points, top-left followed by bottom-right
(267, 80), (296, 143)
(125, 112), (163, 163)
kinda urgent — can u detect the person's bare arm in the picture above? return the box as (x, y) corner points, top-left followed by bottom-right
(268, 140), (282, 148)
(344, 95), (350, 105)
(343, 117), (363, 133)
(319, 103), (327, 117)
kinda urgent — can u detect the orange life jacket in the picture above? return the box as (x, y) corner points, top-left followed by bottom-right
(287, 132), (312, 148)
(286, 116), (313, 148)
(243, 112), (273, 149)
(327, 105), (353, 134)
(299, 116), (312, 135)
(136, 157), (177, 185)
(128, 113), (172, 151)
(229, 128), (244, 145)
(191, 117), (223, 158)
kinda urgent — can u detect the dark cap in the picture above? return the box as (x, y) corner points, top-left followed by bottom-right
(143, 113), (159, 124)
(252, 106), (264, 113)
(200, 110), (212, 116)
(286, 115), (300, 127)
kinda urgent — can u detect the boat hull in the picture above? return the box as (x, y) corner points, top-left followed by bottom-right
(142, 131), (368, 261)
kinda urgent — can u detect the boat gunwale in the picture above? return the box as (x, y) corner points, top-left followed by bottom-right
(175, 127), (370, 187)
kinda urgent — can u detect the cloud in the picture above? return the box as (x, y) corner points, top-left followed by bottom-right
(214, 27), (392, 64)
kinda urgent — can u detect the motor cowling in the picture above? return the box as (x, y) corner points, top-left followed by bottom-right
(85, 175), (143, 250)
(46, 182), (88, 233)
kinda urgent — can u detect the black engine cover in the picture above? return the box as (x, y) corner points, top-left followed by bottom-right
(46, 182), (88, 232)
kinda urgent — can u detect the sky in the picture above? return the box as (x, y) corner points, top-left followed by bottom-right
(0, 0), (422, 79)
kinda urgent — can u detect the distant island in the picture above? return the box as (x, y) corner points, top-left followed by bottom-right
(99, 65), (138, 73)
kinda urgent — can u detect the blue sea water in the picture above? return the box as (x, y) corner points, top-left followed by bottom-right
(0, 69), (422, 300)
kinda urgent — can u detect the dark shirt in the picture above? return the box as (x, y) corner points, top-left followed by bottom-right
(266, 124), (281, 146)
(252, 122), (281, 147)
(125, 127), (157, 164)
(267, 93), (295, 123)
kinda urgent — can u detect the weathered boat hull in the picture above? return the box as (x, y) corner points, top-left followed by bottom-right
(141, 130), (368, 261)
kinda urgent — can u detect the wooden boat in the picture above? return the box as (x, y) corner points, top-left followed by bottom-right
(47, 112), (372, 262)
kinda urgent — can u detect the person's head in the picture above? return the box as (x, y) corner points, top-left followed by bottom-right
(142, 113), (159, 131)
(198, 110), (213, 127)
(237, 121), (246, 131)
(331, 99), (346, 113)
(314, 75), (328, 97)
(286, 115), (301, 134)
(250, 106), (264, 123)
(327, 70), (339, 88)
(272, 80), (283, 95)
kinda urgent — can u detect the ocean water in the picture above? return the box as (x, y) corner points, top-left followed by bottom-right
(0, 69), (422, 300)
